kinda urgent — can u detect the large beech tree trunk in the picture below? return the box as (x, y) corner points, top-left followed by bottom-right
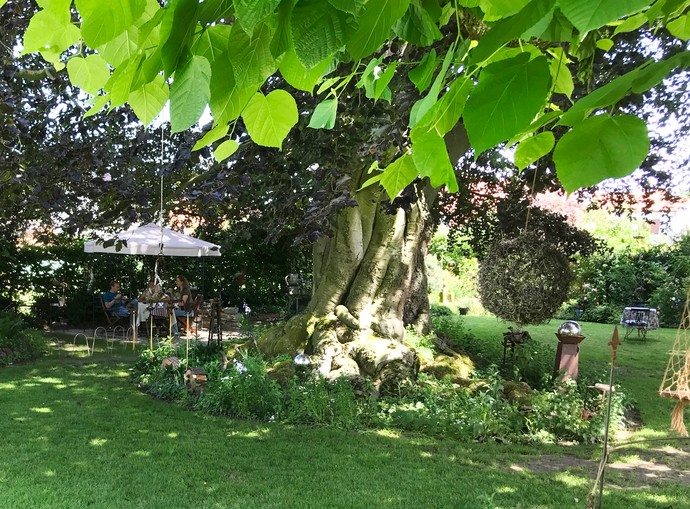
(256, 128), (469, 392)
(258, 167), (436, 392)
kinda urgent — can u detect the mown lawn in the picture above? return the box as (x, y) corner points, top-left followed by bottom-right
(0, 330), (688, 509)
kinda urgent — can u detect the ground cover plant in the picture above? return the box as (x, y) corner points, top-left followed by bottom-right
(1, 333), (689, 508)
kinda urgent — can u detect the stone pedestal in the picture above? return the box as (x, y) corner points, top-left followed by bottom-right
(553, 333), (586, 381)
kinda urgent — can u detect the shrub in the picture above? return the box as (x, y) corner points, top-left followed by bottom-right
(430, 303), (454, 316)
(0, 311), (48, 365)
(282, 376), (363, 428)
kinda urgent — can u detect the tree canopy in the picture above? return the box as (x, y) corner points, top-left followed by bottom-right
(16, 0), (690, 205)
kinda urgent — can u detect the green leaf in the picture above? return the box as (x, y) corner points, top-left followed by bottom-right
(553, 115), (649, 192)
(667, 14), (690, 40)
(83, 94), (110, 118)
(241, 90), (298, 148)
(234, 0), (281, 34)
(410, 130), (458, 192)
(105, 55), (141, 108)
(0, 1), (6, 9)
(378, 153), (419, 199)
(291, 0), (349, 70)
(596, 38), (614, 52)
(308, 97), (338, 129)
(408, 50), (437, 93)
(558, 0), (651, 34)
(550, 55), (574, 98)
(409, 44), (455, 128)
(67, 54), (111, 95)
(558, 51), (690, 126)
(194, 25), (232, 65)
(347, 0), (410, 60)
(464, 53), (551, 155)
(170, 55), (212, 133)
(414, 77), (473, 137)
(316, 76), (343, 95)
(193, 124), (230, 151)
(373, 61), (398, 101)
(469, 0), (557, 65)
(279, 48), (332, 93)
(213, 140), (240, 162)
(613, 12), (646, 35)
(328, 0), (364, 14)
(160, 0), (199, 76)
(514, 132), (555, 169)
(22, 2), (80, 64)
(479, 0), (531, 21)
(197, 0), (234, 25)
(77, 0), (147, 47)
(98, 27), (139, 67)
(228, 22), (276, 89)
(209, 56), (259, 124)
(129, 74), (169, 126)
(393, 0), (443, 46)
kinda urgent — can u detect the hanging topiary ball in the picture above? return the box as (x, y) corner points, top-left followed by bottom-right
(478, 232), (573, 327)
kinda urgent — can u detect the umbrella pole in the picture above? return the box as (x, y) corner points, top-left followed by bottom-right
(132, 310), (136, 351)
(149, 312), (154, 357)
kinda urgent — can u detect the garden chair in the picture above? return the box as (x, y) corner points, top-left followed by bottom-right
(177, 294), (203, 336)
(99, 293), (122, 328)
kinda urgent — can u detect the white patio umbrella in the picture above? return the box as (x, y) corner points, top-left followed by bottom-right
(84, 222), (220, 352)
(83, 223), (221, 257)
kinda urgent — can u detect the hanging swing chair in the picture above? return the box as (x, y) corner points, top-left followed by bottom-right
(659, 284), (690, 436)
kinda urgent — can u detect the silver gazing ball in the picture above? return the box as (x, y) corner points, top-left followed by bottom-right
(293, 353), (311, 369)
(557, 320), (582, 336)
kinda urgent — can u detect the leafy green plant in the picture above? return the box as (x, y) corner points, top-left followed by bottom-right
(0, 311), (48, 365)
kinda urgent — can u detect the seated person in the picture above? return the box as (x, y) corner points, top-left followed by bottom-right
(103, 280), (137, 319)
(171, 275), (195, 336)
(137, 279), (164, 327)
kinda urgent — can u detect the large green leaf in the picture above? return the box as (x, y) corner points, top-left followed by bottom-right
(393, 0), (443, 46)
(469, 0), (557, 65)
(308, 97), (338, 129)
(160, 0), (199, 76)
(77, 0), (147, 47)
(22, 1), (80, 65)
(464, 53), (551, 155)
(197, 0), (234, 25)
(209, 55), (258, 124)
(291, 0), (349, 69)
(347, 0), (410, 60)
(241, 90), (298, 148)
(234, 0), (281, 34)
(279, 48), (332, 93)
(66, 54), (111, 95)
(514, 131), (555, 170)
(129, 74), (169, 126)
(228, 22), (276, 89)
(558, 0), (651, 34)
(411, 129), (458, 192)
(553, 115), (649, 192)
(413, 77), (473, 137)
(373, 153), (419, 199)
(170, 55), (212, 133)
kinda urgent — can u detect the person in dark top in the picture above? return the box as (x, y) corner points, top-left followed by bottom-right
(171, 275), (195, 336)
(103, 280), (136, 318)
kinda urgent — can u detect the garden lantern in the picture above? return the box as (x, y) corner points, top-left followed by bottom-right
(553, 320), (585, 380)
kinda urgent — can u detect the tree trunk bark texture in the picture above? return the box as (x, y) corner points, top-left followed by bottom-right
(257, 167), (435, 393)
